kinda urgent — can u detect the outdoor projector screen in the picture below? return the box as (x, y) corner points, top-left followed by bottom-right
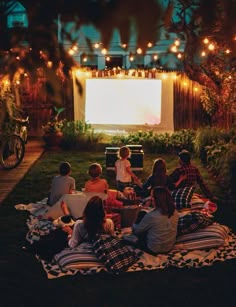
(85, 79), (162, 125)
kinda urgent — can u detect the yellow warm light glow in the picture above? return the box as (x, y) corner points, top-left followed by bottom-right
(122, 43), (127, 48)
(162, 74), (167, 80)
(68, 49), (75, 55)
(203, 38), (209, 44)
(82, 57), (87, 62)
(101, 48), (107, 55)
(201, 51), (206, 57)
(147, 42), (153, 48)
(137, 48), (142, 54)
(225, 49), (231, 54)
(177, 53), (182, 59)
(174, 39), (180, 46)
(171, 45), (178, 53)
(194, 87), (198, 91)
(47, 61), (53, 68)
(72, 45), (78, 51)
(129, 56), (134, 61)
(183, 82), (187, 86)
(16, 80), (20, 85)
(106, 56), (110, 61)
(94, 43), (100, 49)
(16, 56), (20, 60)
(208, 44), (215, 51)
(153, 54), (158, 60)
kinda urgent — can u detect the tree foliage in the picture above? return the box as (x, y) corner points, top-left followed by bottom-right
(0, 0), (235, 127)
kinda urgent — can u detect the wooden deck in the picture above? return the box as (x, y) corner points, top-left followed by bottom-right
(0, 138), (45, 205)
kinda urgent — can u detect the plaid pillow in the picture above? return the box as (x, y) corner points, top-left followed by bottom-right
(92, 234), (137, 273)
(177, 212), (214, 236)
(171, 186), (195, 209)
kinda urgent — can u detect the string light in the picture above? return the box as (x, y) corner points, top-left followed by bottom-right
(208, 44), (215, 51)
(203, 38), (209, 44)
(101, 48), (107, 55)
(174, 39), (180, 46)
(177, 53), (182, 59)
(136, 48), (142, 54)
(147, 42), (153, 48)
(170, 45), (178, 53)
(201, 51), (206, 57)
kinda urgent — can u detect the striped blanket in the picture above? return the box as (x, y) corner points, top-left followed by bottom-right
(24, 215), (236, 280)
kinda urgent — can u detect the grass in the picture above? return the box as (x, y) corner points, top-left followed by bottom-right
(1, 150), (236, 307)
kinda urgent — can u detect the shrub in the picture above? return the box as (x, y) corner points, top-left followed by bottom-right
(60, 120), (105, 150)
(194, 127), (230, 164)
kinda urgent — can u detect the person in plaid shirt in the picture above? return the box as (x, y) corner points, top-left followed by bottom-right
(169, 150), (213, 199)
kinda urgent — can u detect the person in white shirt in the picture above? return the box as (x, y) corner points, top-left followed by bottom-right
(115, 146), (141, 192)
(68, 196), (114, 248)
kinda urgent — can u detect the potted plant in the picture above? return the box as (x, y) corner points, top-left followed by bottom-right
(42, 106), (65, 147)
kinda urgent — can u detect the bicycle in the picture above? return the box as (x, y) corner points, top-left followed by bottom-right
(0, 116), (29, 170)
(0, 132), (25, 170)
(14, 116), (29, 144)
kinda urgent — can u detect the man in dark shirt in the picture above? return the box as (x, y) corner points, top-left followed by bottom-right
(169, 150), (213, 199)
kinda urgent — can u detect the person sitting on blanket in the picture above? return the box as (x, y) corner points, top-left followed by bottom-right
(141, 158), (186, 198)
(47, 161), (76, 206)
(84, 163), (109, 194)
(169, 150), (213, 199)
(132, 186), (179, 255)
(68, 196), (114, 248)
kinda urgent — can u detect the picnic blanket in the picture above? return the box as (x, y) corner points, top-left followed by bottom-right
(22, 213), (236, 280)
(16, 197), (236, 280)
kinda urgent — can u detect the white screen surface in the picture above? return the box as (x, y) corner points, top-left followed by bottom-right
(85, 79), (162, 125)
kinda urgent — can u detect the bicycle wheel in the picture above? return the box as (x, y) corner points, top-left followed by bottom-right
(0, 134), (25, 169)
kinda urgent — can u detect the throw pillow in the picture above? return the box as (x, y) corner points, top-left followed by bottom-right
(177, 212), (214, 236)
(171, 186), (195, 210)
(92, 234), (137, 273)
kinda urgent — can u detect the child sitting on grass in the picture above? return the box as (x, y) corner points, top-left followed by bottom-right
(84, 163), (109, 194)
(47, 161), (76, 206)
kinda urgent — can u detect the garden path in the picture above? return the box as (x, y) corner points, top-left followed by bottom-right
(0, 137), (45, 205)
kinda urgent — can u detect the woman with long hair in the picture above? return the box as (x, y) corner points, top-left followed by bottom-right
(142, 158), (186, 197)
(132, 186), (179, 255)
(68, 196), (114, 248)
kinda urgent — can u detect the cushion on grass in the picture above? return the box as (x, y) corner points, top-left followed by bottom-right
(54, 242), (105, 270)
(172, 186), (195, 210)
(174, 223), (230, 251)
(177, 212), (214, 236)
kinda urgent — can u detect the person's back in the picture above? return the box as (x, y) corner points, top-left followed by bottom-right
(115, 146), (141, 191)
(84, 163), (108, 194)
(48, 161), (76, 205)
(68, 196), (114, 248)
(169, 150), (212, 198)
(132, 187), (179, 254)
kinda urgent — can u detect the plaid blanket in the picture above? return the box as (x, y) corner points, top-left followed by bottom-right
(23, 215), (236, 280)
(39, 232), (236, 279)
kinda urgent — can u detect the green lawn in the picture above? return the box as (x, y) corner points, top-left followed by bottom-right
(0, 150), (236, 307)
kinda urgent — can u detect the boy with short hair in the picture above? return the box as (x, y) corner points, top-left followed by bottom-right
(47, 161), (76, 205)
